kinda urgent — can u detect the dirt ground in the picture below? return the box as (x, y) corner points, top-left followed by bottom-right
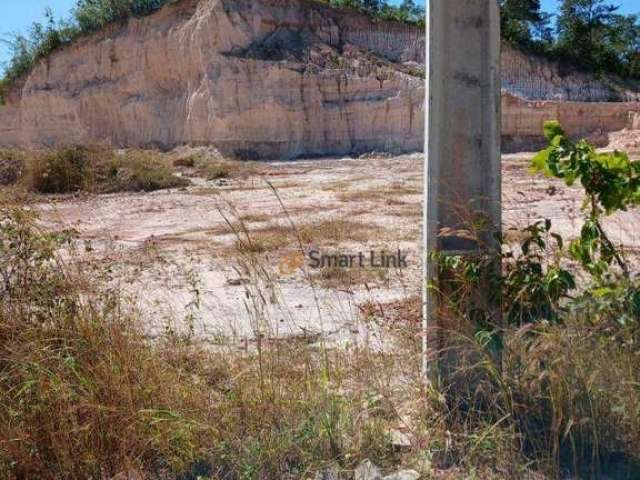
(33, 150), (640, 346)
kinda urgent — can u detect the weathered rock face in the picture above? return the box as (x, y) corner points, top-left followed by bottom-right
(0, 0), (424, 158)
(501, 43), (640, 102)
(502, 93), (640, 152)
(1, 0), (639, 156)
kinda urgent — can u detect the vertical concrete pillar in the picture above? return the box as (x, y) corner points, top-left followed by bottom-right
(422, 0), (502, 380)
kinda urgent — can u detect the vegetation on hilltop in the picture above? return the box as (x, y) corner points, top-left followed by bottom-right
(501, 0), (640, 79)
(0, 0), (423, 103)
(1, 0), (638, 101)
(0, 1), (180, 102)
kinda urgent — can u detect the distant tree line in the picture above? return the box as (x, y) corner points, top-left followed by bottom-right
(0, 0), (178, 100)
(501, 0), (640, 79)
(324, 0), (425, 26)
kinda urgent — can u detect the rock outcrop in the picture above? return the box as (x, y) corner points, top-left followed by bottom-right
(1, 0), (639, 156)
(502, 93), (640, 152)
(501, 43), (640, 102)
(0, 0), (424, 158)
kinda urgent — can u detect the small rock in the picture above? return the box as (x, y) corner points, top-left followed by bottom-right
(314, 466), (342, 480)
(354, 459), (383, 480)
(226, 278), (250, 286)
(383, 470), (420, 480)
(389, 429), (412, 449)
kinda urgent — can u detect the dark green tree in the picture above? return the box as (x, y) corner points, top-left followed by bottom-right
(556, 0), (619, 71)
(500, 0), (552, 50)
(605, 13), (640, 77)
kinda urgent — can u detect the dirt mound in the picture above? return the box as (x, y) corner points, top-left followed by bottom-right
(607, 129), (640, 152)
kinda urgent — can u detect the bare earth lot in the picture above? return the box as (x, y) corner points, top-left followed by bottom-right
(33, 151), (640, 346)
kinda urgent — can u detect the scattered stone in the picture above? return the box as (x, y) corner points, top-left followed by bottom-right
(354, 459), (383, 480)
(226, 278), (250, 286)
(389, 428), (412, 449)
(314, 466), (342, 480)
(383, 470), (420, 480)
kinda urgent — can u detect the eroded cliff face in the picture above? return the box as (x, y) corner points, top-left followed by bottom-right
(2, 0), (640, 156)
(502, 93), (640, 152)
(0, 0), (424, 158)
(501, 43), (640, 102)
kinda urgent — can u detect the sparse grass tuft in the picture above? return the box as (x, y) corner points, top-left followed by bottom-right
(299, 219), (386, 245)
(204, 160), (260, 181)
(228, 219), (386, 258)
(239, 212), (271, 223)
(312, 264), (389, 289)
(337, 183), (421, 203)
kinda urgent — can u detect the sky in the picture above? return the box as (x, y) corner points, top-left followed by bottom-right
(1, 0), (639, 73)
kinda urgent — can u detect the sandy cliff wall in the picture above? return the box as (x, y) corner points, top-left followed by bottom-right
(0, 0), (424, 158)
(1, 0), (639, 157)
(501, 44), (640, 102)
(502, 93), (639, 152)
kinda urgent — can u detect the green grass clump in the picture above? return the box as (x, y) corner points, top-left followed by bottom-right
(24, 145), (93, 193)
(101, 150), (189, 192)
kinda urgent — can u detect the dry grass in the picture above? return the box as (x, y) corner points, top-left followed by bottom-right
(337, 183), (421, 204)
(390, 204), (422, 218)
(238, 212), (272, 223)
(173, 152), (261, 181)
(321, 180), (351, 192)
(0, 149), (24, 185)
(311, 265), (389, 289)
(227, 218), (388, 259)
(0, 202), (421, 478)
(299, 219), (387, 245)
(1, 146), (189, 194)
(2, 190), (640, 479)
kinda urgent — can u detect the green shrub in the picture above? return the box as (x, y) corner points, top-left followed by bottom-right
(101, 150), (189, 192)
(12, 146), (188, 194)
(25, 146), (91, 193)
(430, 122), (640, 474)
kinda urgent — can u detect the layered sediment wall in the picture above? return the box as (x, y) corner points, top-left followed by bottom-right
(0, 0), (639, 156)
(0, 0), (424, 158)
(501, 43), (640, 151)
(501, 43), (640, 102)
(502, 93), (639, 152)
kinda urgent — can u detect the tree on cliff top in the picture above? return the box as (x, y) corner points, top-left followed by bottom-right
(327, 0), (424, 26)
(74, 0), (172, 32)
(556, 0), (640, 78)
(500, 0), (554, 51)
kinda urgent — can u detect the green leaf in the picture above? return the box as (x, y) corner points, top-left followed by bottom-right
(543, 120), (565, 142)
(530, 148), (552, 176)
(598, 151), (629, 171)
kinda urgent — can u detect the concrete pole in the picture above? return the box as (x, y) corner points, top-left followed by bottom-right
(422, 0), (502, 380)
